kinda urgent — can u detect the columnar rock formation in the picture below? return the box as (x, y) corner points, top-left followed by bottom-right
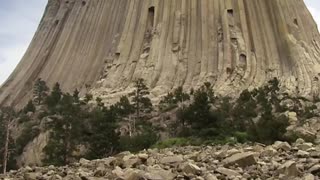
(1, 0), (320, 107)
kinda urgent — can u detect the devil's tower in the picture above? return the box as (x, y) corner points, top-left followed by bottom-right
(1, 0), (320, 107)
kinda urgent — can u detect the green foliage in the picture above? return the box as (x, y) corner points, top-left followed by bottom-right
(84, 93), (93, 103)
(119, 124), (159, 152)
(96, 97), (104, 107)
(112, 96), (135, 117)
(179, 83), (220, 136)
(85, 107), (120, 160)
(129, 78), (153, 119)
(248, 114), (289, 144)
(233, 132), (250, 144)
(159, 86), (190, 111)
(17, 114), (31, 124)
(72, 89), (80, 103)
(152, 138), (190, 149)
(23, 100), (36, 114)
(43, 93), (84, 166)
(46, 83), (62, 109)
(33, 78), (49, 105)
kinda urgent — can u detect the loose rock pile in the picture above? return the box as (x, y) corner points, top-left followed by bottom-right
(2, 139), (320, 180)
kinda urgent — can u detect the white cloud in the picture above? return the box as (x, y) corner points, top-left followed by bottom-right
(0, 1), (46, 86)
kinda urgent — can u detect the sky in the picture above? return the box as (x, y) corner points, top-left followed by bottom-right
(0, 1), (319, 86)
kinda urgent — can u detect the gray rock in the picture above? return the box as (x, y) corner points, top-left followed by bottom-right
(309, 164), (320, 174)
(181, 162), (201, 175)
(223, 152), (257, 167)
(297, 143), (313, 151)
(24, 172), (41, 180)
(160, 155), (183, 164)
(303, 174), (315, 180)
(277, 161), (301, 177)
(216, 167), (240, 177)
(297, 150), (309, 158)
(273, 141), (291, 151)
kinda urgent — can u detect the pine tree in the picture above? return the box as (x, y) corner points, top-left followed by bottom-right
(130, 78), (153, 119)
(72, 89), (80, 104)
(46, 82), (62, 108)
(112, 96), (134, 117)
(33, 78), (49, 105)
(129, 78), (153, 134)
(96, 97), (104, 107)
(178, 83), (218, 137)
(84, 93), (93, 103)
(86, 107), (119, 159)
(44, 93), (83, 165)
(23, 100), (36, 114)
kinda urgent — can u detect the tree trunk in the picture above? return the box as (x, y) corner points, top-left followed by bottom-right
(2, 118), (9, 174)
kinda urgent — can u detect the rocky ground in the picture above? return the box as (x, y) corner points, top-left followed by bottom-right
(1, 139), (320, 180)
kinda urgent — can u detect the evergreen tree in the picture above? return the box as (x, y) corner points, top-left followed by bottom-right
(33, 78), (49, 105)
(86, 107), (119, 159)
(84, 93), (93, 103)
(129, 79), (153, 134)
(173, 86), (190, 104)
(96, 97), (104, 107)
(23, 100), (36, 114)
(46, 82), (62, 109)
(73, 89), (80, 104)
(160, 86), (190, 111)
(130, 78), (153, 119)
(44, 93), (83, 165)
(112, 96), (135, 117)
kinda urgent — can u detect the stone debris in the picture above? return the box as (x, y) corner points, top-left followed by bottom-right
(2, 141), (320, 179)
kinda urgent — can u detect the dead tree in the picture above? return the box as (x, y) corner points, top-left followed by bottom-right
(1, 107), (15, 175)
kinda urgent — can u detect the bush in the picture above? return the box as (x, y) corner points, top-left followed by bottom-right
(152, 138), (190, 149)
(233, 131), (250, 143)
(119, 128), (159, 152)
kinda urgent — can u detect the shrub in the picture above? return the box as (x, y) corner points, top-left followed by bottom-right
(119, 127), (159, 152)
(152, 138), (190, 149)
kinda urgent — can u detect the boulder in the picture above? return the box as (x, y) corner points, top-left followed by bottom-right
(261, 146), (277, 156)
(216, 167), (240, 177)
(123, 155), (141, 168)
(309, 164), (320, 174)
(296, 150), (309, 158)
(288, 127), (317, 143)
(160, 155), (183, 164)
(146, 166), (175, 180)
(277, 161), (301, 177)
(79, 158), (91, 167)
(223, 152), (257, 167)
(296, 143), (313, 151)
(24, 172), (41, 180)
(180, 162), (202, 175)
(205, 174), (218, 180)
(273, 141), (291, 151)
(303, 174), (315, 180)
(123, 169), (145, 180)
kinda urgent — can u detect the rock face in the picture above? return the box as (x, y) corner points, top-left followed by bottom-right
(1, 0), (320, 107)
(3, 142), (320, 179)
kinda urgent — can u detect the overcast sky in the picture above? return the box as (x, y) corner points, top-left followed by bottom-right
(0, 0), (319, 86)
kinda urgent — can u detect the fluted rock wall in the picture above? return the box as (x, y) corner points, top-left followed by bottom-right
(1, 0), (320, 107)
